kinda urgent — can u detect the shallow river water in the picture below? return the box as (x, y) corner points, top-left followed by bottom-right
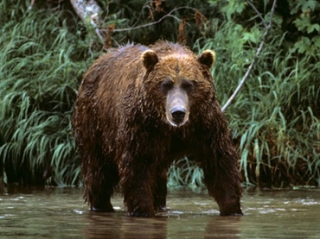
(0, 187), (319, 238)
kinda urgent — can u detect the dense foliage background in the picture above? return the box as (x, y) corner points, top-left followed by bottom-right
(0, 0), (319, 188)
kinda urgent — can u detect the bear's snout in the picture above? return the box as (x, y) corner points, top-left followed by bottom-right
(171, 107), (186, 124)
(165, 88), (189, 127)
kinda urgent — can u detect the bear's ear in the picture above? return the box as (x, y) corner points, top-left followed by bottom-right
(141, 50), (159, 71)
(197, 50), (215, 69)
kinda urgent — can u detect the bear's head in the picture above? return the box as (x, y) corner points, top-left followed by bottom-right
(141, 49), (216, 127)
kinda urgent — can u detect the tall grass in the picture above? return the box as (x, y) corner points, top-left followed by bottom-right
(167, 158), (205, 188)
(0, 1), (94, 186)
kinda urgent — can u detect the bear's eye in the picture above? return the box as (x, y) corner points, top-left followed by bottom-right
(181, 79), (194, 93)
(161, 78), (174, 93)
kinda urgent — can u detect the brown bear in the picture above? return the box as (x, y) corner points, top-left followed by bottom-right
(72, 41), (242, 217)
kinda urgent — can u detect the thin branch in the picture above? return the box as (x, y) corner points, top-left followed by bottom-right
(221, 0), (277, 112)
(100, 6), (197, 33)
(247, 0), (268, 28)
(72, 4), (197, 43)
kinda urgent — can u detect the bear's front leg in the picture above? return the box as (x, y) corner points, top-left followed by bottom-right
(153, 167), (167, 211)
(202, 150), (243, 216)
(120, 156), (155, 217)
(204, 162), (243, 216)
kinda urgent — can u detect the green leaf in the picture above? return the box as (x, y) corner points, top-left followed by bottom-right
(221, 0), (246, 20)
(293, 37), (311, 53)
(307, 24), (320, 34)
(312, 36), (320, 48)
(294, 16), (310, 31)
(300, 0), (317, 11)
(290, 0), (317, 14)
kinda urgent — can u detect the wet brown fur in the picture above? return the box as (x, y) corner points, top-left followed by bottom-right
(72, 41), (242, 217)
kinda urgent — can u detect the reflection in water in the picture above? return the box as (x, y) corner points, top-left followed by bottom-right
(83, 209), (242, 239)
(205, 216), (241, 239)
(85, 213), (168, 239)
(0, 187), (320, 238)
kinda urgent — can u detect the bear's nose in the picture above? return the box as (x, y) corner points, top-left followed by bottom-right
(171, 107), (186, 124)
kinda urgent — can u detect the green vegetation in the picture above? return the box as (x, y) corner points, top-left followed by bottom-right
(0, 0), (319, 188)
(0, 0), (92, 186)
(205, 0), (320, 188)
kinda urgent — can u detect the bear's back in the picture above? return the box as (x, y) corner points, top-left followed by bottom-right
(150, 41), (195, 59)
(81, 44), (149, 104)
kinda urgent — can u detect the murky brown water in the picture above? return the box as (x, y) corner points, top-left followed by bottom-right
(0, 187), (319, 238)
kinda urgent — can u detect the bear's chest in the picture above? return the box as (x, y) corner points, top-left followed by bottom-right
(167, 131), (204, 158)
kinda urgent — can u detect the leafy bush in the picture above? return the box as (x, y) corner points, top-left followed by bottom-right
(197, 0), (320, 187)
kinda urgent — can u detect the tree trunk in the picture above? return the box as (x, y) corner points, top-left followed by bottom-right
(70, 0), (101, 24)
